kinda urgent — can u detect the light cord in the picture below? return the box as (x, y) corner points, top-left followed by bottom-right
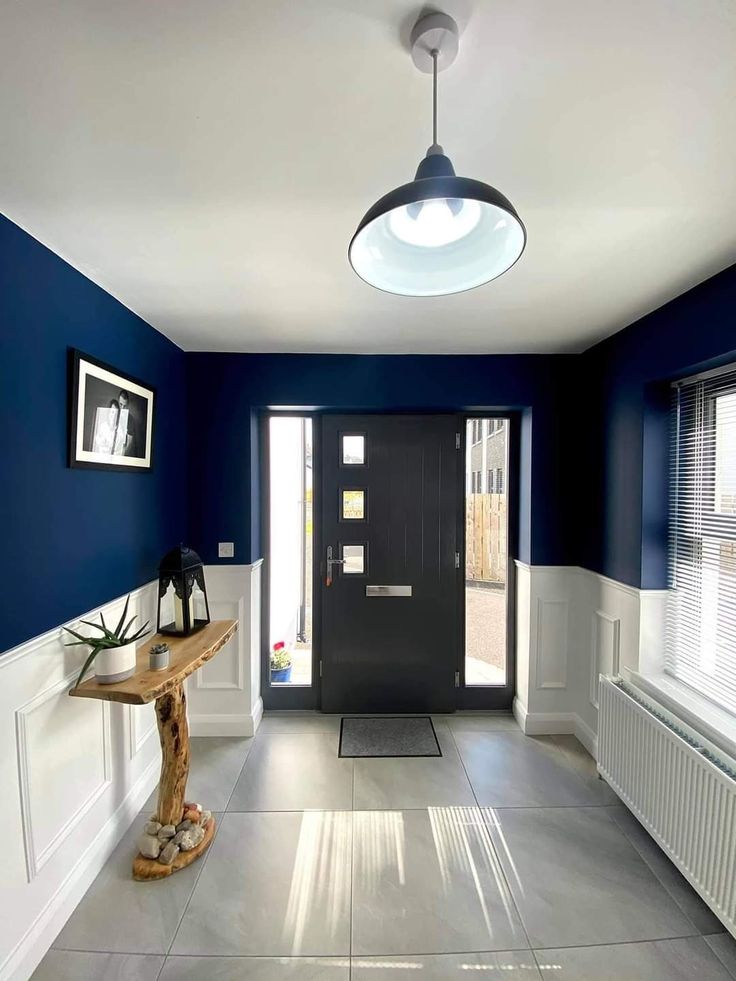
(431, 48), (439, 145)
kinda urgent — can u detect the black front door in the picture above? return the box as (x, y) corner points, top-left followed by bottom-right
(319, 414), (459, 713)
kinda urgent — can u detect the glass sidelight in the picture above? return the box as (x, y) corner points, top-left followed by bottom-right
(464, 418), (509, 686)
(268, 416), (313, 686)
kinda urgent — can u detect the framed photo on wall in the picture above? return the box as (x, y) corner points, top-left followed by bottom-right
(69, 350), (156, 471)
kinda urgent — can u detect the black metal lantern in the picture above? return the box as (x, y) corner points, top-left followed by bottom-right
(157, 545), (210, 637)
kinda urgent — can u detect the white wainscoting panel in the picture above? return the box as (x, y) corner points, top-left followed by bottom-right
(195, 596), (244, 691)
(128, 702), (157, 760)
(187, 564), (262, 737)
(590, 610), (621, 709)
(16, 674), (111, 882)
(514, 562), (670, 761)
(249, 561), (263, 729)
(535, 598), (569, 689)
(0, 583), (160, 981)
(514, 562), (531, 710)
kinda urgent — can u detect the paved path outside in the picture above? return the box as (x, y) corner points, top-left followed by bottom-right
(466, 583), (506, 684)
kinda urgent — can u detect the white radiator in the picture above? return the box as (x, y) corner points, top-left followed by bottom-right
(598, 676), (736, 935)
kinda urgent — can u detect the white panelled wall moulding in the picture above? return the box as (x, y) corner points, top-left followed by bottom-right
(0, 582), (160, 981)
(590, 609), (621, 709)
(128, 701), (157, 760)
(534, 597), (569, 689)
(186, 562), (262, 738)
(16, 673), (112, 883)
(0, 562), (262, 981)
(513, 560), (670, 761)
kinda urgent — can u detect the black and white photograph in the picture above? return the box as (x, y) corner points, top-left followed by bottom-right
(69, 350), (155, 471)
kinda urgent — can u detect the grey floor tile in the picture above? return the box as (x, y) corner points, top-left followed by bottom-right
(607, 804), (725, 934)
(186, 736), (253, 810)
(706, 933), (736, 978)
(546, 735), (617, 802)
(227, 733), (353, 811)
(53, 808), (206, 954)
(171, 811), (352, 956)
(442, 713), (521, 732)
(535, 936), (734, 980)
(32, 950), (163, 981)
(258, 713), (341, 734)
(353, 727), (476, 809)
(549, 736), (619, 808)
(454, 732), (614, 807)
(351, 807), (528, 955)
(352, 951), (541, 979)
(160, 955), (350, 979)
(485, 806), (696, 948)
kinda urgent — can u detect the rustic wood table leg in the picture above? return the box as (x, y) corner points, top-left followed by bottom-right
(132, 681), (216, 881)
(155, 682), (190, 825)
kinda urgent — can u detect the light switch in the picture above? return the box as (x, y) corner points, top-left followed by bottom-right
(218, 542), (235, 558)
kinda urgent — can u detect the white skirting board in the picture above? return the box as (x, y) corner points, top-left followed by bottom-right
(189, 697), (264, 737)
(0, 562), (261, 981)
(512, 697), (598, 758)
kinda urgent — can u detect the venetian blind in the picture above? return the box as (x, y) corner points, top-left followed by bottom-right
(666, 364), (736, 714)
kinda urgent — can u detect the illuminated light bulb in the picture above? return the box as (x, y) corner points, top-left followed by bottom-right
(389, 198), (482, 248)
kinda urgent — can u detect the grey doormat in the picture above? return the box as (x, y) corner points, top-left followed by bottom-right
(339, 716), (442, 758)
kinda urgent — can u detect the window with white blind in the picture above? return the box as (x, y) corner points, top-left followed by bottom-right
(666, 364), (736, 715)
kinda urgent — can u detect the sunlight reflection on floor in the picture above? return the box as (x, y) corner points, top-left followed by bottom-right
(351, 955), (545, 972)
(483, 808), (525, 897)
(282, 811), (351, 955)
(427, 806), (519, 937)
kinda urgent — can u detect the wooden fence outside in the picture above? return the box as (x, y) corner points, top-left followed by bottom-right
(466, 494), (507, 584)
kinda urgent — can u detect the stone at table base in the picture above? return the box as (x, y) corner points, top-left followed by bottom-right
(132, 815), (216, 881)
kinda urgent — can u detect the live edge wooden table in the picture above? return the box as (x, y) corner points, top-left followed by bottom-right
(70, 619), (238, 881)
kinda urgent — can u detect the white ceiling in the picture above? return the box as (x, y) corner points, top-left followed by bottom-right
(1, 0), (735, 354)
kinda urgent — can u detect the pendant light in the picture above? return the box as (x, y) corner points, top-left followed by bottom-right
(349, 12), (526, 297)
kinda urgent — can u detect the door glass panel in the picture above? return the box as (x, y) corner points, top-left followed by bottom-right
(342, 434), (365, 465)
(464, 418), (509, 686)
(342, 544), (365, 574)
(342, 489), (365, 520)
(268, 416), (313, 687)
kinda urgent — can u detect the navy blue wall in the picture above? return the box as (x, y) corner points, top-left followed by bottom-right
(580, 263), (736, 589)
(0, 216), (187, 653)
(4, 208), (733, 651)
(186, 352), (577, 569)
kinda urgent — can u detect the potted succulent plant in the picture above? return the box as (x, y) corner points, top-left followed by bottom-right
(63, 595), (150, 686)
(270, 642), (292, 683)
(149, 642), (170, 671)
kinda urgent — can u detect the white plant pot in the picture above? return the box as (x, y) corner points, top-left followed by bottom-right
(94, 641), (138, 684)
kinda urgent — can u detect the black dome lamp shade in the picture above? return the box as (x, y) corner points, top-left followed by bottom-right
(348, 12), (526, 297)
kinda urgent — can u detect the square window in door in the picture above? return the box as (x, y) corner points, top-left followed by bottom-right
(342, 544), (366, 574)
(342, 433), (366, 465)
(342, 489), (365, 520)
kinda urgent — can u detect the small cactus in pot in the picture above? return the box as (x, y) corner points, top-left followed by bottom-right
(149, 642), (170, 671)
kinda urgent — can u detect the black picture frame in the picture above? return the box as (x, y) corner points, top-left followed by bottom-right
(68, 349), (156, 472)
